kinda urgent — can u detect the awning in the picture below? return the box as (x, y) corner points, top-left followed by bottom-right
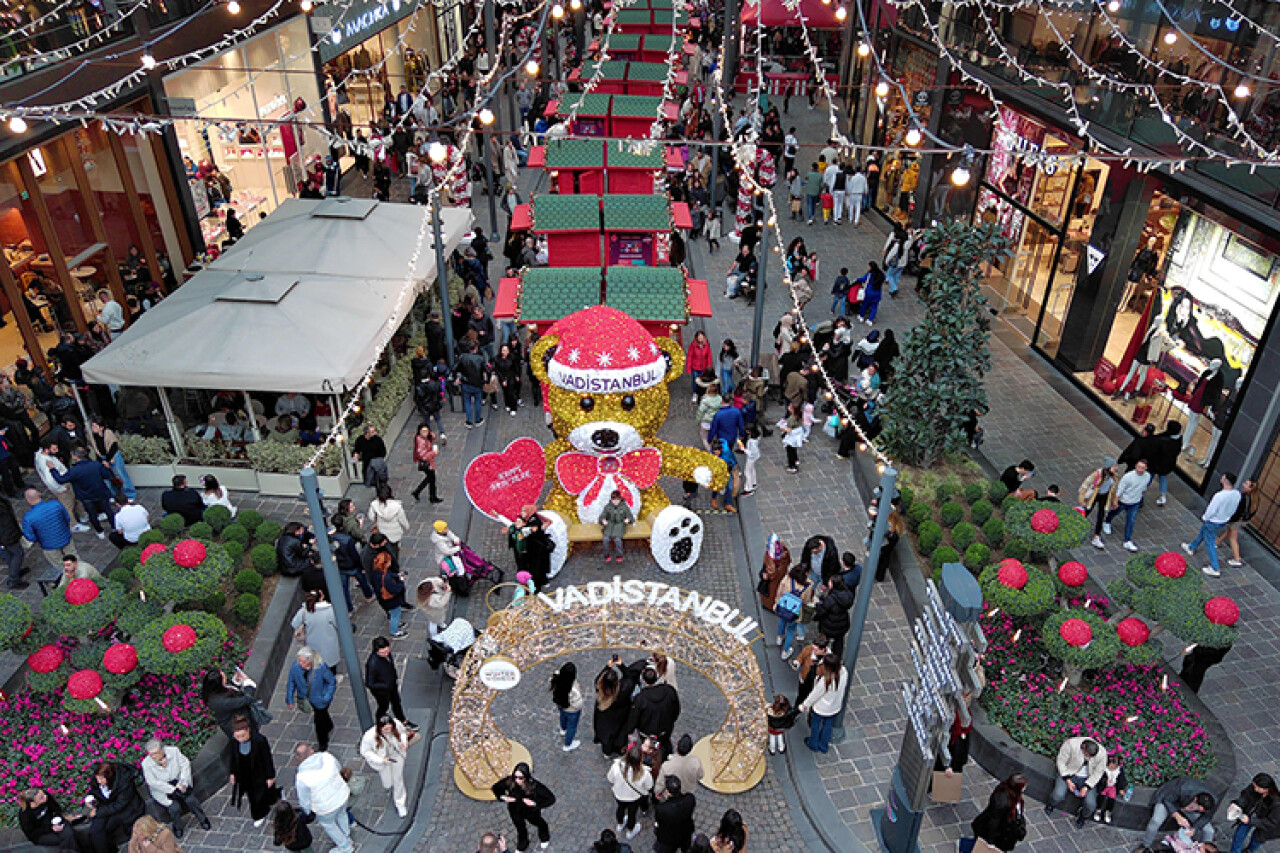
(741, 0), (842, 28)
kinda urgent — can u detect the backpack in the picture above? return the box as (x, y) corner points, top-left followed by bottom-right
(833, 170), (847, 192)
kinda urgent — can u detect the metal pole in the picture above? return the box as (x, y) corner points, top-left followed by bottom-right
(155, 386), (187, 459)
(241, 391), (262, 443)
(300, 467), (374, 733)
(749, 213), (768, 367)
(722, 0), (740, 86)
(483, 0), (500, 241)
(832, 464), (898, 743)
(431, 191), (456, 366)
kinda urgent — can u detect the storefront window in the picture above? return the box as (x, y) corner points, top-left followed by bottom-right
(871, 39), (936, 220)
(29, 139), (97, 259)
(322, 7), (440, 134)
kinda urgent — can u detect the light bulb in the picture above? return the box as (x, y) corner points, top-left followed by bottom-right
(300, 0), (312, 10)
(552, 3), (564, 17)
(1107, 0), (1120, 9)
(479, 107), (495, 125)
(951, 165), (971, 186)
(140, 52), (156, 69)
(820, 0), (830, 5)
(1234, 83), (1250, 98)
(227, 0), (240, 13)
(857, 42), (870, 57)
(8, 116), (26, 134)
(570, 0), (581, 9)
(525, 60), (540, 75)
(330, 29), (341, 44)
(428, 141), (448, 163)
(835, 5), (847, 20)
(905, 127), (922, 146)
(1164, 31), (1178, 45)
(875, 81), (889, 97)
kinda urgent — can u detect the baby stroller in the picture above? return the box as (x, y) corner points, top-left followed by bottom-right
(426, 617), (477, 679)
(440, 543), (505, 597)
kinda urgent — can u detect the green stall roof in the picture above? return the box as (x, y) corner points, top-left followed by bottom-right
(605, 141), (666, 169)
(640, 35), (674, 56)
(555, 93), (612, 118)
(615, 8), (652, 24)
(627, 61), (670, 81)
(533, 195), (602, 232)
(606, 266), (687, 321)
(578, 59), (628, 81)
(610, 94), (665, 118)
(544, 139), (606, 169)
(518, 267), (604, 321)
(602, 194), (670, 231)
(600, 33), (642, 52)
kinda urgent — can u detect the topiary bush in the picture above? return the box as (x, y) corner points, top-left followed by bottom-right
(251, 543), (278, 575)
(200, 590), (227, 614)
(255, 520), (283, 545)
(138, 539), (233, 605)
(41, 580), (125, 637)
(116, 596), (162, 637)
(1005, 501), (1090, 554)
(897, 486), (914, 511)
(159, 513), (187, 538)
(233, 593), (261, 626)
(0, 593), (33, 652)
(136, 611), (229, 675)
(931, 545), (960, 572)
(952, 522), (978, 551)
(988, 479), (1010, 502)
(223, 540), (245, 566)
(970, 499), (994, 527)
(1001, 494), (1022, 513)
(917, 521), (943, 557)
(906, 502), (932, 532)
(982, 517), (1005, 548)
(234, 568), (264, 595)
(108, 567), (134, 589)
(202, 505), (232, 534)
(1003, 538), (1029, 561)
(237, 509), (264, 534)
(978, 561), (1056, 620)
(1041, 609), (1122, 671)
(187, 521), (214, 540)
(935, 482), (956, 503)
(963, 482), (985, 505)
(222, 524), (249, 545)
(939, 501), (966, 528)
(119, 546), (143, 570)
(138, 529), (166, 549)
(964, 543), (992, 573)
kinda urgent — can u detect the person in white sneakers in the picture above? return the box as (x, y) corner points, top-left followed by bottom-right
(549, 661), (583, 752)
(606, 743), (653, 840)
(359, 715), (420, 818)
(293, 743), (352, 853)
(1103, 459), (1153, 552)
(1079, 457), (1119, 550)
(1183, 472), (1241, 578)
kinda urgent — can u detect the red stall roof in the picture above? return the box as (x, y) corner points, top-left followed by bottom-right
(741, 0), (841, 28)
(494, 278), (521, 319)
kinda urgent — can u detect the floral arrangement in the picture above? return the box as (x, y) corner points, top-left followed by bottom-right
(40, 580), (125, 637)
(25, 644), (70, 693)
(0, 593), (32, 651)
(116, 596), (162, 637)
(978, 560), (1056, 620)
(65, 669), (108, 714)
(1117, 617), (1150, 647)
(137, 539), (232, 605)
(1057, 560), (1088, 588)
(1112, 552), (1237, 650)
(1005, 500), (1090, 554)
(136, 612), (229, 675)
(1042, 609), (1121, 670)
(978, 610), (1215, 786)
(140, 543), (168, 564)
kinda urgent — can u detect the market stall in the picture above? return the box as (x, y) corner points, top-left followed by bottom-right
(531, 194), (604, 268)
(609, 94), (676, 139)
(602, 194), (689, 266)
(735, 0), (842, 95)
(527, 139), (607, 194)
(567, 59), (628, 94)
(551, 92), (612, 136)
(604, 142), (683, 194)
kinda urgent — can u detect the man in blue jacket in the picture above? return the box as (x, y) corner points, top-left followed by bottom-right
(286, 646), (337, 751)
(707, 397), (746, 453)
(21, 487), (74, 567)
(53, 446), (116, 539)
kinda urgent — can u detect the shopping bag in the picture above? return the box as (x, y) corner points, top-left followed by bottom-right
(1132, 403), (1152, 425)
(1093, 358), (1116, 390)
(932, 770), (963, 803)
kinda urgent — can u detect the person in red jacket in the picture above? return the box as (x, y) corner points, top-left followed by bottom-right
(687, 331), (714, 403)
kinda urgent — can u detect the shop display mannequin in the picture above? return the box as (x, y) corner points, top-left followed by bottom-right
(1198, 375), (1244, 468)
(1118, 317), (1175, 402)
(1183, 358), (1224, 453)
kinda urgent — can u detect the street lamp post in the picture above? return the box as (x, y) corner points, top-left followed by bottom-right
(427, 149), (456, 366)
(749, 208), (769, 367)
(483, 0), (500, 242)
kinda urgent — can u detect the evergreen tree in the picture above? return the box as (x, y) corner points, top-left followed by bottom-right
(882, 221), (1010, 467)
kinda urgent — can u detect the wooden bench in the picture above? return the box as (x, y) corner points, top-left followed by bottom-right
(566, 516), (654, 543)
(36, 561), (63, 596)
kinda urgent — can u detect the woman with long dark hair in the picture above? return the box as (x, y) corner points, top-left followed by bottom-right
(226, 717), (279, 827)
(269, 800), (315, 852)
(549, 661), (583, 752)
(495, 343), (522, 415)
(491, 762), (556, 852)
(710, 809), (747, 853)
(593, 657), (635, 757)
(606, 743), (653, 840)
(970, 773), (1027, 851)
(201, 670), (259, 739)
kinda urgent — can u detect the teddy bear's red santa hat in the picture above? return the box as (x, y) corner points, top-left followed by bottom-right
(542, 306), (668, 394)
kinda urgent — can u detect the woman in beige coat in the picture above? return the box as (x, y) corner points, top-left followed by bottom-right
(129, 816), (184, 853)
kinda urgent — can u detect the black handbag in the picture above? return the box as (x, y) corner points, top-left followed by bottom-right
(756, 572), (771, 596)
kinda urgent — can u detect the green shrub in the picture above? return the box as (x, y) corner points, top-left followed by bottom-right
(203, 505), (233, 534)
(159, 513), (187, 538)
(1005, 501), (1091, 554)
(939, 501), (966, 528)
(116, 597), (162, 637)
(250, 543), (278, 575)
(0, 594), (33, 653)
(119, 546), (143, 570)
(952, 522), (977, 551)
(982, 517), (1005, 548)
(138, 540), (233, 605)
(906, 502), (932, 532)
(1003, 538), (1029, 560)
(40, 580), (125, 636)
(222, 524), (249, 544)
(970, 499), (994, 527)
(188, 522), (214, 540)
(138, 529), (166, 548)
(223, 540), (245, 565)
(963, 482), (985, 504)
(201, 590), (227, 613)
(233, 593), (261, 626)
(935, 482), (955, 503)
(136, 611), (229, 674)
(108, 567), (134, 588)
(917, 521), (943, 556)
(931, 545), (960, 572)
(988, 480), (1010, 502)
(897, 486), (914, 511)
(1001, 494), (1022, 512)
(255, 521), (283, 544)
(1041, 609), (1122, 670)
(234, 568), (264, 595)
(977, 561), (1056, 619)
(963, 543), (992, 572)
(237, 509), (264, 534)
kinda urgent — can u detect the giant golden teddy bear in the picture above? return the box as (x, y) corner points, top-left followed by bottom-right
(529, 306), (729, 572)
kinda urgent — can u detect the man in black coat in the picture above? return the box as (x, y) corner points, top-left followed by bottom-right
(1119, 423), (1160, 472)
(0, 496), (27, 589)
(628, 667), (681, 754)
(425, 311), (449, 365)
(653, 776), (697, 853)
(1149, 421), (1183, 507)
(815, 575), (856, 658)
(1230, 773), (1280, 853)
(47, 414), (85, 466)
(86, 761), (146, 853)
(160, 474), (205, 525)
(799, 535), (840, 585)
(275, 522), (314, 578)
(1142, 776), (1215, 849)
(365, 635), (417, 728)
(351, 425), (387, 487)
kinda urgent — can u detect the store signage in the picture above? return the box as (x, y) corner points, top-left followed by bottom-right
(478, 657), (521, 690)
(316, 0), (417, 62)
(257, 92), (289, 118)
(1086, 245), (1106, 276)
(27, 149), (46, 177)
(536, 577), (759, 644)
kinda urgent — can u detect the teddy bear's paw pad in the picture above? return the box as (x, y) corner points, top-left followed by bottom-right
(652, 505), (703, 573)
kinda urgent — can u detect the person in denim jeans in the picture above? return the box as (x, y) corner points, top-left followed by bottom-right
(774, 566), (813, 660)
(1229, 773), (1280, 853)
(1183, 472), (1242, 578)
(1103, 459), (1153, 552)
(549, 662), (583, 752)
(803, 163), (823, 224)
(453, 339), (489, 428)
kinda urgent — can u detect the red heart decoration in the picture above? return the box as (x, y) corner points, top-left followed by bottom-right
(463, 438), (547, 522)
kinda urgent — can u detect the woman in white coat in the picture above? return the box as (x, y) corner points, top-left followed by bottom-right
(201, 474), (237, 516)
(290, 590), (341, 671)
(359, 716), (420, 817)
(368, 484), (410, 559)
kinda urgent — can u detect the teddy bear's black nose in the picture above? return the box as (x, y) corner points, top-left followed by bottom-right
(592, 428), (620, 449)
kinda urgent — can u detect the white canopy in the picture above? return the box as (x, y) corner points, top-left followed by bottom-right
(83, 198), (473, 393)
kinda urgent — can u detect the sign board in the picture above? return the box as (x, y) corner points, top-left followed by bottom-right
(169, 97), (198, 118)
(478, 657), (521, 690)
(462, 437), (547, 523)
(537, 576), (759, 644)
(317, 0), (419, 63)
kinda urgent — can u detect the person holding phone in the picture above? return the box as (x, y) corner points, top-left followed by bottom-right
(360, 716), (421, 818)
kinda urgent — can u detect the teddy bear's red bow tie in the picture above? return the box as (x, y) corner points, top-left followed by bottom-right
(556, 448), (662, 507)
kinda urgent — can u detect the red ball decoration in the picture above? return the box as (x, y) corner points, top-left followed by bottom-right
(1204, 596), (1239, 627)
(67, 669), (103, 701)
(63, 578), (99, 606)
(1030, 509), (1060, 534)
(102, 643), (138, 675)
(140, 543), (168, 565)
(1058, 561), (1088, 587)
(173, 539), (207, 569)
(996, 559), (1028, 590)
(162, 624), (198, 653)
(1060, 617), (1093, 647)
(27, 644), (64, 674)
(1117, 617), (1151, 647)
(1155, 551), (1187, 578)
